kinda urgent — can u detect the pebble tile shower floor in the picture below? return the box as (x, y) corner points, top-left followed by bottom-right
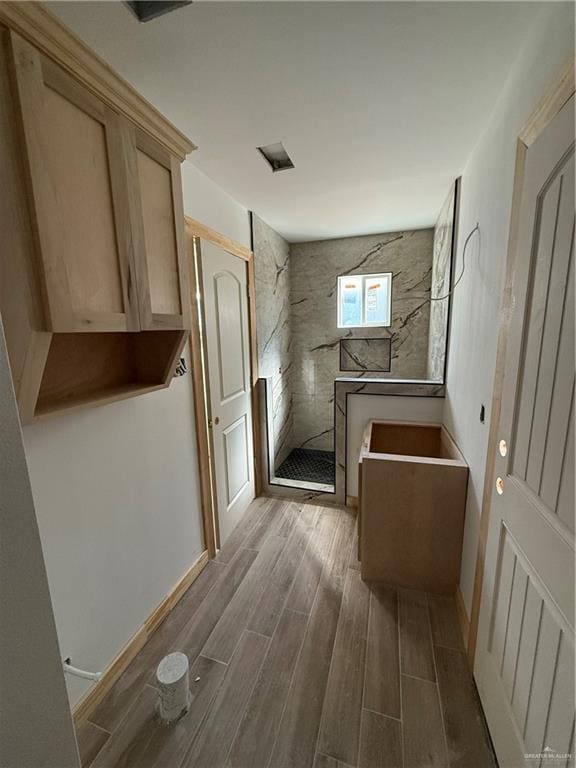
(275, 448), (335, 485)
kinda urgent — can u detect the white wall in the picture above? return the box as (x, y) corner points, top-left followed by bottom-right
(0, 316), (80, 768)
(181, 162), (251, 248)
(23, 164), (250, 707)
(346, 394), (445, 496)
(444, 3), (575, 617)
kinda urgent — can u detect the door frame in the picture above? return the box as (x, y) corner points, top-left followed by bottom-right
(466, 59), (575, 666)
(184, 216), (261, 557)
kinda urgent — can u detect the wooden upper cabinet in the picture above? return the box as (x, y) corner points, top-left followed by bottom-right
(0, 12), (195, 423)
(130, 129), (190, 330)
(10, 34), (140, 333)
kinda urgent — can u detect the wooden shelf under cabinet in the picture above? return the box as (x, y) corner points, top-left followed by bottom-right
(34, 330), (187, 420)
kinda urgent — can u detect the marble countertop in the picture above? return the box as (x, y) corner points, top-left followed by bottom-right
(334, 377), (443, 385)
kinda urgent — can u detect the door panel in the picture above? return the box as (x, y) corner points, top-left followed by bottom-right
(10, 34), (139, 332)
(557, 409), (575, 531)
(488, 526), (573, 756)
(541, 245), (575, 527)
(223, 415), (250, 505)
(214, 272), (247, 403)
(512, 155), (575, 508)
(475, 95), (575, 767)
(201, 240), (255, 545)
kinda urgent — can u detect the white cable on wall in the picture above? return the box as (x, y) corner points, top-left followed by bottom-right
(429, 223), (480, 302)
(63, 658), (102, 682)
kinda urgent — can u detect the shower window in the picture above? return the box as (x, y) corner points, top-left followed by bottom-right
(337, 272), (392, 328)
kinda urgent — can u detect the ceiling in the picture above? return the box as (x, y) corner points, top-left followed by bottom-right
(48, 1), (541, 241)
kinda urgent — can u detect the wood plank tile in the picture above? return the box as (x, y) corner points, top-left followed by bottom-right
(428, 594), (463, 650)
(317, 569), (369, 765)
(90, 559), (227, 732)
(314, 753), (354, 768)
(174, 547), (258, 665)
(90, 686), (157, 768)
(90, 656), (226, 768)
(270, 585), (343, 768)
(242, 498), (289, 549)
(76, 720), (109, 768)
(402, 674), (447, 768)
(358, 709), (402, 768)
(202, 533), (286, 662)
(248, 518), (311, 636)
(276, 501), (302, 537)
(349, 519), (361, 571)
(321, 509), (357, 593)
(399, 589), (436, 682)
(228, 609), (309, 768)
(184, 630), (269, 768)
(285, 511), (339, 614)
(215, 496), (272, 563)
(299, 503), (321, 529)
(364, 584), (400, 719)
(434, 646), (496, 768)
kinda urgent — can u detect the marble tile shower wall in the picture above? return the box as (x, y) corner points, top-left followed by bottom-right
(290, 230), (434, 451)
(252, 215), (294, 469)
(427, 184), (456, 380)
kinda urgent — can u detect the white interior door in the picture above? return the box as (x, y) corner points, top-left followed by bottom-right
(201, 240), (255, 546)
(475, 96), (575, 767)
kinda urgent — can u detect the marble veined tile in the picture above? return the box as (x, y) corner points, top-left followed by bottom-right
(339, 338), (391, 372)
(253, 215), (295, 466)
(289, 229), (434, 448)
(427, 183), (457, 380)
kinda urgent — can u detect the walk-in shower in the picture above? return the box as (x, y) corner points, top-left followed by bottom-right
(252, 180), (458, 495)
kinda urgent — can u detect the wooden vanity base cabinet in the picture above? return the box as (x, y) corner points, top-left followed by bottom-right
(359, 421), (469, 595)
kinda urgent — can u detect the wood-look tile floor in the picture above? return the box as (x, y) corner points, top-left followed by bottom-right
(76, 498), (497, 768)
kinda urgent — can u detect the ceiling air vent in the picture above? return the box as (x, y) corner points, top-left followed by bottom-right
(126, 1), (192, 23)
(257, 142), (295, 173)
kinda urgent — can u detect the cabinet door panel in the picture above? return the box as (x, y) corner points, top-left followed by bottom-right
(133, 129), (189, 330)
(9, 33), (139, 332)
(43, 85), (123, 316)
(138, 150), (181, 315)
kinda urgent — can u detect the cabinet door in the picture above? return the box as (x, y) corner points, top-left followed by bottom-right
(9, 33), (139, 332)
(130, 127), (190, 330)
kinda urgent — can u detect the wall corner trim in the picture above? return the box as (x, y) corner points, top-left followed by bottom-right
(72, 549), (209, 724)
